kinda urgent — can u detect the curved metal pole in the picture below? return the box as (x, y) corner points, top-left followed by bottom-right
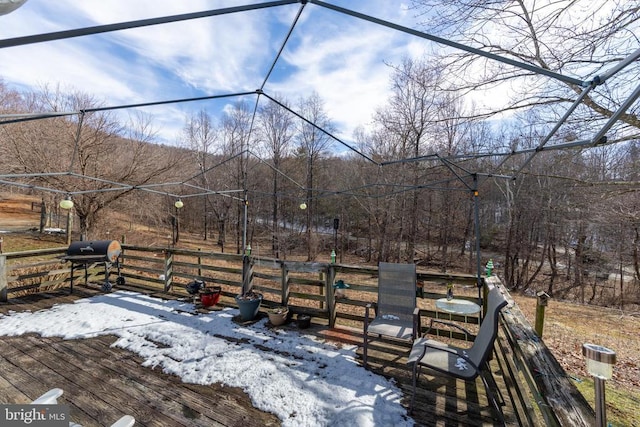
(473, 174), (483, 321)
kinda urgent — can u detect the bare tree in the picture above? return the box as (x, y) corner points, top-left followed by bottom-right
(295, 92), (334, 260)
(181, 109), (218, 240)
(257, 97), (294, 258)
(410, 0), (640, 134)
(371, 58), (450, 262)
(2, 85), (181, 237)
(221, 100), (254, 253)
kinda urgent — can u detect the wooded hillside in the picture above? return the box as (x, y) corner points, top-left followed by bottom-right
(1, 1), (639, 310)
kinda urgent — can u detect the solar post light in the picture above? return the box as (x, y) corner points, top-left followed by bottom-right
(582, 343), (616, 427)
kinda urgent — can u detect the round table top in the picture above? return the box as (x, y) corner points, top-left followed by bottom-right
(435, 298), (481, 315)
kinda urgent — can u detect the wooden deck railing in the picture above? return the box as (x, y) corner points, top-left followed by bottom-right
(0, 245), (595, 426)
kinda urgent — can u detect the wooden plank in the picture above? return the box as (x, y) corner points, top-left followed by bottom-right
(334, 264), (377, 275)
(282, 261), (326, 273)
(160, 247), (242, 263)
(0, 338), (34, 404)
(8, 277), (69, 294)
(492, 275), (595, 426)
(0, 255), (7, 302)
(14, 336), (185, 426)
(23, 336), (218, 426)
(121, 264), (165, 276)
(69, 335), (279, 427)
(3, 247), (66, 260)
(8, 266), (70, 282)
(252, 258), (281, 270)
(287, 276), (324, 286)
(119, 253), (165, 264)
(251, 271), (281, 282)
(494, 329), (538, 426)
(337, 283), (377, 293)
(1, 336), (118, 426)
(417, 271), (477, 286)
(6, 259), (64, 271)
(172, 260), (242, 276)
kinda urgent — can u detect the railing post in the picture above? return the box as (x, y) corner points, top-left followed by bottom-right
(0, 255), (7, 302)
(319, 270), (325, 310)
(163, 250), (173, 292)
(120, 235), (126, 267)
(535, 291), (550, 337)
(281, 262), (289, 306)
(326, 265), (336, 328)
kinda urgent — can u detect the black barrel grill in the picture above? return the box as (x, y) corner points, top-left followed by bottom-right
(62, 240), (125, 292)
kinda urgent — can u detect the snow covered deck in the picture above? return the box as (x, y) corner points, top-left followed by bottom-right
(0, 287), (511, 426)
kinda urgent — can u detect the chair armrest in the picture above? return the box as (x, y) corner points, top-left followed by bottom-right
(111, 415), (136, 427)
(428, 318), (473, 337)
(413, 307), (421, 340)
(32, 388), (63, 404)
(364, 302), (378, 318)
(364, 303), (375, 332)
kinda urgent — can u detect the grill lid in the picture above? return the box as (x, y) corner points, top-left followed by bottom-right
(64, 240), (122, 263)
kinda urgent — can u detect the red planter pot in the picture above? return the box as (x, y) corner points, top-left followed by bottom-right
(200, 287), (221, 307)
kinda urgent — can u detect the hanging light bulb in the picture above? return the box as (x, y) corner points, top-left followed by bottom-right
(174, 199), (184, 209)
(59, 196), (74, 210)
(299, 202), (307, 210)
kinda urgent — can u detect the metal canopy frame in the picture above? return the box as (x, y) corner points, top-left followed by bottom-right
(1, 1), (637, 181)
(0, 1), (638, 274)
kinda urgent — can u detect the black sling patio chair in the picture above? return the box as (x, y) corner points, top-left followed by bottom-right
(407, 285), (508, 422)
(363, 262), (420, 368)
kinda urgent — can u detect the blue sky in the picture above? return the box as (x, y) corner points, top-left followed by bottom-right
(0, 1), (428, 145)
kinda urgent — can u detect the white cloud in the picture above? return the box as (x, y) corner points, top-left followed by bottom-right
(264, 2), (424, 139)
(0, 0), (425, 144)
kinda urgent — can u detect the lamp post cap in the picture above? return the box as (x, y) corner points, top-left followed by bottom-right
(582, 343), (616, 365)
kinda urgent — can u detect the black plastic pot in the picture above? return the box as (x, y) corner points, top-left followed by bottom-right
(297, 314), (311, 329)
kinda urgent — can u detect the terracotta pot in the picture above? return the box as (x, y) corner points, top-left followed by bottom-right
(268, 307), (289, 326)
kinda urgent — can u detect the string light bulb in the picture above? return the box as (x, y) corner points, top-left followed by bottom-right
(59, 196), (74, 210)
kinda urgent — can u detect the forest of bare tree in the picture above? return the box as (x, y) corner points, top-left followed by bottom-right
(1, 0), (639, 310)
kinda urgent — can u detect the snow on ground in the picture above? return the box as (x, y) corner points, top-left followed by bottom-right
(0, 291), (414, 427)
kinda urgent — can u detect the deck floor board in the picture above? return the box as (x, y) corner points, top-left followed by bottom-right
(0, 288), (518, 426)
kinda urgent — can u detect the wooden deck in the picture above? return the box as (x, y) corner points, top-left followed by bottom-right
(0, 287), (517, 426)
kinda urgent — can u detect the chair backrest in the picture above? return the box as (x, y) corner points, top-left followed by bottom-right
(468, 286), (508, 368)
(377, 262), (417, 322)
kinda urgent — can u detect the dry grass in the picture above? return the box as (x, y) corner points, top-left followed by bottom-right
(513, 294), (640, 426)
